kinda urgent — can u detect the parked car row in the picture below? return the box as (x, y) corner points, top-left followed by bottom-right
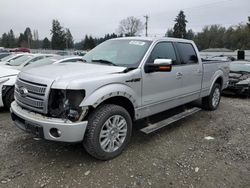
(0, 53), (85, 109)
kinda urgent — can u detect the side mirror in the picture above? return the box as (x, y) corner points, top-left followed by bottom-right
(145, 59), (172, 73)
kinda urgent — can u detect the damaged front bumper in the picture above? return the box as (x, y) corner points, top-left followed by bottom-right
(224, 84), (250, 95)
(10, 101), (88, 143)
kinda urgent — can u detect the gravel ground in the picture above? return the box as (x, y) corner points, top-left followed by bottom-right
(0, 97), (249, 188)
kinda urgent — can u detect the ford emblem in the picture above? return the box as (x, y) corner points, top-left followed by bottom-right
(19, 87), (29, 97)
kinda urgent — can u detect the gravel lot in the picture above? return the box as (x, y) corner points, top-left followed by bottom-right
(0, 97), (249, 188)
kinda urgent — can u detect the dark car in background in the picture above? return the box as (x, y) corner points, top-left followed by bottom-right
(9, 47), (30, 53)
(224, 61), (250, 96)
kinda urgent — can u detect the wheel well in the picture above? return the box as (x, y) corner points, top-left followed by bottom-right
(215, 77), (223, 87)
(94, 96), (135, 120)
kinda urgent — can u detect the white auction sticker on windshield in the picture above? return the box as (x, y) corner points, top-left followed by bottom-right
(129, 41), (145, 46)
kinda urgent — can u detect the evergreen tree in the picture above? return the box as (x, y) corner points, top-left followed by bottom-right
(51, 19), (66, 50)
(83, 35), (96, 50)
(65, 28), (74, 49)
(83, 35), (89, 50)
(165, 29), (174, 37)
(24, 27), (32, 48)
(42, 37), (51, 49)
(186, 29), (195, 40)
(88, 36), (96, 49)
(1, 33), (9, 48)
(173, 11), (188, 39)
(17, 33), (25, 47)
(8, 29), (16, 48)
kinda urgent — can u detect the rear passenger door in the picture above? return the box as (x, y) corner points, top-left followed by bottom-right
(175, 42), (202, 100)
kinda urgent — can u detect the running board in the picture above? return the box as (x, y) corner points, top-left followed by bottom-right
(140, 107), (201, 134)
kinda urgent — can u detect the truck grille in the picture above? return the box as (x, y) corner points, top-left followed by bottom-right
(15, 78), (49, 114)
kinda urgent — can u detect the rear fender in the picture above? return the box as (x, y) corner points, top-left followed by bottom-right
(209, 70), (224, 94)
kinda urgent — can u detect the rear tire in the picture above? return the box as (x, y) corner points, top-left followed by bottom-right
(83, 104), (132, 160)
(202, 83), (221, 111)
(3, 87), (14, 110)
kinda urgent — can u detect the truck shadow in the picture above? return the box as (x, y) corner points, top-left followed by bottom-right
(222, 93), (250, 99)
(0, 107), (8, 112)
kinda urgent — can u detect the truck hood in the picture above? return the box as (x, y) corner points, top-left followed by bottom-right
(0, 66), (19, 78)
(20, 63), (127, 88)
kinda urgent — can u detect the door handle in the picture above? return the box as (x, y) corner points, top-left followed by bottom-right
(176, 72), (183, 79)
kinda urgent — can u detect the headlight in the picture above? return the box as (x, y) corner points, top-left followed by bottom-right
(48, 89), (86, 121)
(0, 77), (10, 85)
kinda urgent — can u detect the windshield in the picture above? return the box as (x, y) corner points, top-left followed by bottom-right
(230, 63), (250, 72)
(7, 55), (33, 66)
(83, 39), (152, 67)
(25, 58), (56, 68)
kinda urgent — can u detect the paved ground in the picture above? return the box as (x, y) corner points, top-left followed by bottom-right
(0, 97), (249, 188)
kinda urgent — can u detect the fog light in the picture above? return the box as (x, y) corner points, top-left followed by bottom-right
(49, 128), (61, 138)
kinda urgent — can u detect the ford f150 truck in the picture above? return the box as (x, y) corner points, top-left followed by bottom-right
(10, 37), (229, 160)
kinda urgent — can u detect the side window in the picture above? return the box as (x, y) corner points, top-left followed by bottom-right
(148, 42), (177, 64)
(176, 43), (198, 64)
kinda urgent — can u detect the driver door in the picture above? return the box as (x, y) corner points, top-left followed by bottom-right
(141, 42), (184, 116)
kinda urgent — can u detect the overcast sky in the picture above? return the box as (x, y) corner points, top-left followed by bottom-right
(0, 0), (249, 41)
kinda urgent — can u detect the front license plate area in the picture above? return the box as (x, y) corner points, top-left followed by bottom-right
(25, 122), (44, 138)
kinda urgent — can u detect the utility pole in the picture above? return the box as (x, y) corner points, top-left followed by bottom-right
(144, 15), (149, 37)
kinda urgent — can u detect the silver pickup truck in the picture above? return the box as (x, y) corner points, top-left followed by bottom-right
(11, 37), (229, 160)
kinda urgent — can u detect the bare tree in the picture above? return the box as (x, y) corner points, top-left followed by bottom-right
(118, 16), (143, 36)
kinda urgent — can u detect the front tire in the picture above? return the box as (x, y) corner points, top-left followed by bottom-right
(202, 83), (221, 110)
(83, 104), (132, 160)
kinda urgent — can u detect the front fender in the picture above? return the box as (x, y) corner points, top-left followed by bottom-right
(2, 75), (17, 86)
(80, 83), (139, 108)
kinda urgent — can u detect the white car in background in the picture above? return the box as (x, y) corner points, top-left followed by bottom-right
(0, 67), (19, 108)
(23, 55), (85, 70)
(0, 56), (84, 109)
(1, 54), (55, 70)
(0, 53), (29, 63)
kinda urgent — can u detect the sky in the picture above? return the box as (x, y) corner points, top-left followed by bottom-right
(0, 0), (249, 42)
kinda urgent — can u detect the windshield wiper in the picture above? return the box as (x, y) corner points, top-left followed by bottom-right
(123, 67), (137, 73)
(91, 59), (117, 66)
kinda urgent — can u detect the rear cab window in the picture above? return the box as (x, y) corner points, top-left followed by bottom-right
(176, 42), (198, 64)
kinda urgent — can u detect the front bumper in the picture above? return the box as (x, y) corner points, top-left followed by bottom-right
(10, 101), (88, 143)
(224, 84), (250, 95)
